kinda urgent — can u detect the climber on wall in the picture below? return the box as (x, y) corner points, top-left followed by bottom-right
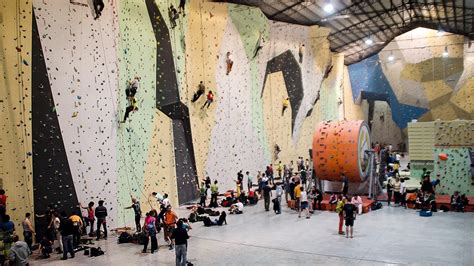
(298, 44), (305, 64)
(178, 0), (186, 16)
(282, 97), (289, 116)
(191, 81), (206, 103)
(169, 5), (179, 29)
(253, 32), (264, 59)
(126, 76), (140, 98)
(93, 0), (105, 20)
(201, 90), (214, 109)
(121, 96), (138, 123)
(226, 52), (233, 75)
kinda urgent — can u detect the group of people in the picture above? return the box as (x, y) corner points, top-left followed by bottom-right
(0, 189), (35, 265)
(137, 193), (191, 266)
(191, 81), (214, 109)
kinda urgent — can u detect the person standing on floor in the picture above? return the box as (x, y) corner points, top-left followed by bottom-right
(69, 211), (83, 248)
(210, 180), (219, 208)
(142, 212), (158, 254)
(164, 206), (178, 250)
(199, 183), (207, 207)
(125, 196), (142, 232)
(0, 189), (7, 216)
(263, 182), (272, 212)
(201, 91), (214, 109)
(387, 176), (394, 206)
(8, 235), (30, 266)
(393, 177), (401, 206)
(299, 186), (310, 219)
(93, 0), (105, 20)
(171, 219), (189, 266)
(275, 184), (283, 214)
(22, 213), (35, 250)
(80, 202), (95, 236)
(343, 200), (356, 238)
(336, 196), (346, 235)
(246, 171), (253, 192)
(49, 211), (63, 253)
(294, 181), (302, 212)
(191, 81), (205, 103)
(351, 194), (363, 215)
(59, 211), (75, 260)
(400, 178), (407, 208)
(95, 200), (108, 240)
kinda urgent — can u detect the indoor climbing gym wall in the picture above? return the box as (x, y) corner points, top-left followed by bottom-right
(0, 0), (34, 235)
(433, 120), (474, 196)
(348, 27), (474, 148)
(32, 0), (119, 228)
(408, 120), (474, 196)
(182, 1), (340, 191)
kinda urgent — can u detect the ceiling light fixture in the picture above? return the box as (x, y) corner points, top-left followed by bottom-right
(323, 0), (334, 13)
(443, 45), (449, 57)
(365, 38), (373, 45)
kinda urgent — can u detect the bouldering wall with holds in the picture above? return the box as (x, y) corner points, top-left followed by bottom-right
(434, 148), (473, 196)
(32, 0), (119, 227)
(408, 120), (474, 195)
(347, 27), (474, 147)
(0, 0), (34, 235)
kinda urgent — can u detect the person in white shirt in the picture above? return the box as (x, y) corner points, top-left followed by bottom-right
(400, 179), (407, 208)
(298, 187), (310, 219)
(229, 200), (243, 214)
(351, 195), (363, 215)
(395, 153), (402, 163)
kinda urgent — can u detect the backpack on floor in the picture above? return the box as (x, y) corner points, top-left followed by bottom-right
(371, 202), (382, 211)
(188, 212), (197, 223)
(118, 232), (133, 244)
(90, 247), (104, 257)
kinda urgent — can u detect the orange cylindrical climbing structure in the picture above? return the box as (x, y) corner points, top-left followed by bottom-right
(312, 120), (371, 182)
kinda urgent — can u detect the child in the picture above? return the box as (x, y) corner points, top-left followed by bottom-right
(39, 237), (53, 258)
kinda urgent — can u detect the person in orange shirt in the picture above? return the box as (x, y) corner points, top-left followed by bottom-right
(164, 206), (178, 250)
(201, 90), (214, 109)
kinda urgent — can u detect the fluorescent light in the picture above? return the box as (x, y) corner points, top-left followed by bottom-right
(388, 54), (394, 61)
(323, 3), (334, 13)
(365, 39), (373, 45)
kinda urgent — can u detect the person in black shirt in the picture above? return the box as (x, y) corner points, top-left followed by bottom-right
(171, 220), (189, 266)
(125, 196), (142, 232)
(59, 212), (75, 260)
(95, 200), (108, 240)
(343, 202), (356, 239)
(263, 183), (272, 211)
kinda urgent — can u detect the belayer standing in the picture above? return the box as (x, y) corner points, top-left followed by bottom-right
(125, 196), (142, 232)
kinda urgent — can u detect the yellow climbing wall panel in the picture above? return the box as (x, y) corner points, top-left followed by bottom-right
(185, 0), (228, 179)
(142, 111), (179, 210)
(434, 120), (473, 147)
(0, 0), (33, 230)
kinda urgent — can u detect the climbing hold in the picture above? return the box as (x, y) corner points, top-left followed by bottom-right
(438, 153), (448, 161)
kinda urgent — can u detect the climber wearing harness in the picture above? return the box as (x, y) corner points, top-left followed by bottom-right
(122, 96), (138, 123)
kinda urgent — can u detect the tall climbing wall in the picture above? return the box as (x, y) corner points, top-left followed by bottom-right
(32, 0), (119, 227)
(347, 27), (473, 147)
(0, 0), (34, 234)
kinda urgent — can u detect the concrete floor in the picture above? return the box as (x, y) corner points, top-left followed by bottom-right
(31, 200), (474, 266)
